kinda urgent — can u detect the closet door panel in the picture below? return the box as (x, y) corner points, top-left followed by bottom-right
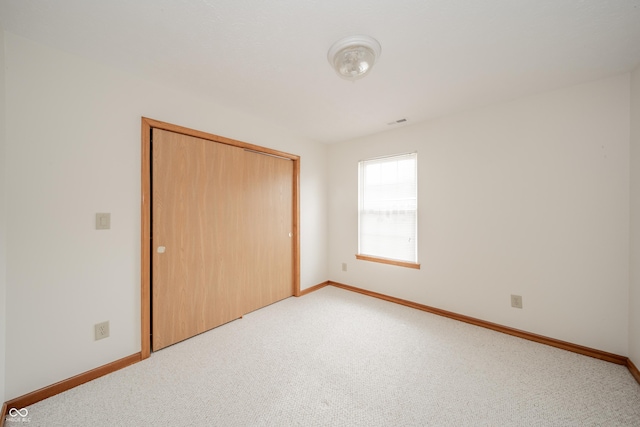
(242, 151), (294, 314)
(152, 129), (244, 350)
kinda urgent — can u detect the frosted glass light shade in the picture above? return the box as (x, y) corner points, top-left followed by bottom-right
(328, 35), (381, 80)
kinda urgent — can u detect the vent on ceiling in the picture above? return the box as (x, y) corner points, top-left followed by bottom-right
(387, 118), (408, 125)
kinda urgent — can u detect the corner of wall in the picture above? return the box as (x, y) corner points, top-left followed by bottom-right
(630, 63), (640, 367)
(0, 26), (8, 405)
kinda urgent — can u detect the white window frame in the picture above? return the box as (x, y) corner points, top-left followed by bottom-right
(357, 152), (420, 269)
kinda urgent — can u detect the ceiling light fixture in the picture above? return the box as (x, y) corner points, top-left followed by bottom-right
(327, 35), (381, 81)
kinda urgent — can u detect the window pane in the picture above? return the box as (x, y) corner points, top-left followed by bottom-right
(358, 153), (417, 263)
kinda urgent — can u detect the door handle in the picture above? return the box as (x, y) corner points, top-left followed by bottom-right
(157, 246), (166, 253)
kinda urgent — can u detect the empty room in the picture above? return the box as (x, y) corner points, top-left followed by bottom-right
(1, 0), (640, 425)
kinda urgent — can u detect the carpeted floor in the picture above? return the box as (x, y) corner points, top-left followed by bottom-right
(14, 286), (640, 426)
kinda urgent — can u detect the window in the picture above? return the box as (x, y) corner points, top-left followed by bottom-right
(357, 152), (419, 269)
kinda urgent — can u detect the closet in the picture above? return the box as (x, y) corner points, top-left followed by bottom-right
(146, 124), (297, 351)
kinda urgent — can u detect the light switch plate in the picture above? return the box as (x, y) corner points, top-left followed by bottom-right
(96, 213), (110, 230)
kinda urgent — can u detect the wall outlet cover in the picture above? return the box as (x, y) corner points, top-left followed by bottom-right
(95, 321), (110, 340)
(511, 294), (523, 309)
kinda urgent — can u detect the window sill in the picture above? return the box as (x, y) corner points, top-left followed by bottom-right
(355, 254), (421, 269)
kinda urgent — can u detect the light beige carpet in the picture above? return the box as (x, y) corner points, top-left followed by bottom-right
(12, 286), (640, 426)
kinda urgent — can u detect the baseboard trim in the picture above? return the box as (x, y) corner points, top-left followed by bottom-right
(4, 352), (142, 412)
(328, 281), (629, 366)
(4, 281), (638, 421)
(297, 281), (330, 297)
(628, 358), (640, 385)
(1, 402), (7, 427)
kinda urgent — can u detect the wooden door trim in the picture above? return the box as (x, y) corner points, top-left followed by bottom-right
(141, 117), (301, 359)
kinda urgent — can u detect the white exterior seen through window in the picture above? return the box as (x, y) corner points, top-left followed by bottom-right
(358, 152), (418, 266)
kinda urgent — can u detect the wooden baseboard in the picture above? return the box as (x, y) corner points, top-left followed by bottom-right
(328, 281), (628, 366)
(628, 358), (640, 385)
(1, 402), (7, 427)
(4, 281), (638, 422)
(4, 352), (141, 412)
(297, 281), (330, 297)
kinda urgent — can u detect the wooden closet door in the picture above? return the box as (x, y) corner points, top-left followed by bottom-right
(242, 151), (294, 314)
(152, 129), (244, 350)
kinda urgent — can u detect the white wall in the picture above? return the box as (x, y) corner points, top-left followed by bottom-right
(0, 27), (8, 405)
(328, 74), (631, 355)
(4, 33), (328, 400)
(630, 64), (640, 366)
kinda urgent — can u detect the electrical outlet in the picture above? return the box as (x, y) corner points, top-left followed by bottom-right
(95, 321), (110, 340)
(341, 263), (347, 272)
(511, 295), (523, 309)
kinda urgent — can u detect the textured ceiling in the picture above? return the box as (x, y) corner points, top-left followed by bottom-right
(1, 0), (640, 143)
